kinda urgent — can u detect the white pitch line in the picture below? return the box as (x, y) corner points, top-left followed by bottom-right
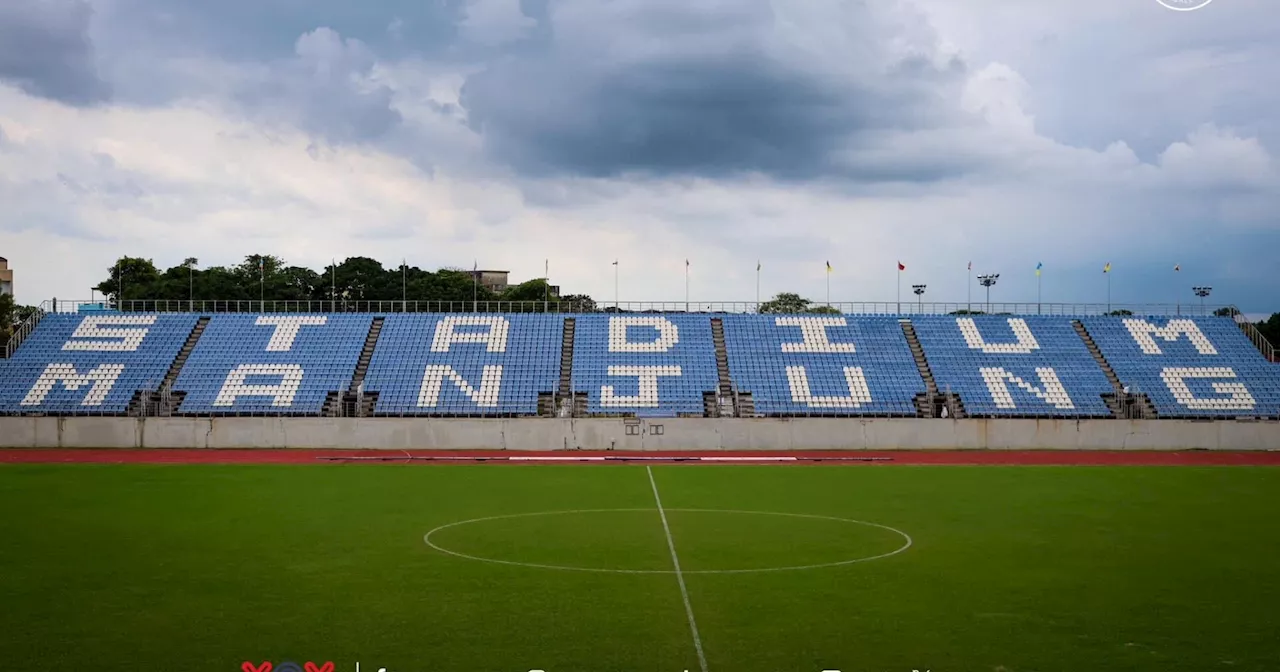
(647, 465), (710, 672)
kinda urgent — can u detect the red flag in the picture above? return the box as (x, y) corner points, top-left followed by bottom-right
(897, 261), (905, 271)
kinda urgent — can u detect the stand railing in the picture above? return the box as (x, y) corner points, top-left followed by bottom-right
(1238, 320), (1277, 363)
(38, 298), (1243, 317)
(4, 306), (46, 359)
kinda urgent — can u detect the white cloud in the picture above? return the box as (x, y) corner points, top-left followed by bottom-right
(459, 0), (536, 47)
(0, 1), (1278, 312)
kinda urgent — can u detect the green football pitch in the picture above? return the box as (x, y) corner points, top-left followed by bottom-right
(1, 463), (1277, 672)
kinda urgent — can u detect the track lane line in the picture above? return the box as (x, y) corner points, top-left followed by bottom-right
(647, 465), (710, 672)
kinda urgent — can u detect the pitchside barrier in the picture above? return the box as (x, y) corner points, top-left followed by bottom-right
(1, 310), (1278, 449)
(1, 416), (1278, 451)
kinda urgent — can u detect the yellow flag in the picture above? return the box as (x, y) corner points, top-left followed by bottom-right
(1103, 262), (1111, 273)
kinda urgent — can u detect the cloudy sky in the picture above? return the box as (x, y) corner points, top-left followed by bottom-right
(1, 0), (1277, 312)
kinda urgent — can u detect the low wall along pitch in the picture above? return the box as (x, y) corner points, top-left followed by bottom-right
(1, 417), (1278, 451)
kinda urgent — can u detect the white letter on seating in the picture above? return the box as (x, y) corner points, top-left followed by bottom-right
(62, 315), (157, 352)
(256, 316), (327, 352)
(1124, 319), (1217, 355)
(776, 316), (855, 353)
(1160, 367), (1255, 410)
(608, 317), (679, 353)
(959, 318), (1039, 354)
(600, 365), (682, 407)
(979, 367), (1074, 409)
(214, 364), (304, 406)
(21, 363), (125, 406)
(431, 317), (510, 353)
(419, 365), (503, 407)
(785, 365), (872, 408)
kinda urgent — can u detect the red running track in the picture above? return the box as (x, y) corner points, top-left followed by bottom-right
(2, 449), (1280, 465)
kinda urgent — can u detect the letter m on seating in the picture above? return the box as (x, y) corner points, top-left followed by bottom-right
(21, 363), (126, 407)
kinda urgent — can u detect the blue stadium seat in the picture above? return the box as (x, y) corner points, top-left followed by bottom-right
(362, 315), (562, 415)
(1081, 316), (1280, 418)
(571, 315), (718, 416)
(912, 316), (1113, 417)
(0, 313), (197, 414)
(721, 315), (924, 416)
(7, 311), (1275, 421)
(173, 314), (372, 415)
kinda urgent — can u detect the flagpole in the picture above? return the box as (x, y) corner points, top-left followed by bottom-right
(826, 267), (830, 307)
(1037, 272), (1042, 315)
(402, 258), (407, 306)
(755, 261), (760, 312)
(544, 259), (549, 310)
(614, 260), (619, 310)
(684, 260), (690, 313)
(331, 258), (336, 311)
(896, 265), (901, 314)
(967, 263), (972, 313)
(1174, 265), (1181, 315)
(1107, 270), (1111, 313)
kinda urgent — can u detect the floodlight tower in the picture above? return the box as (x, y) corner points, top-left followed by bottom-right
(1193, 286), (1212, 315)
(978, 274), (999, 313)
(912, 284), (926, 313)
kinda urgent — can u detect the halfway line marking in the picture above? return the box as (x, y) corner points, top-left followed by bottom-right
(647, 465), (710, 672)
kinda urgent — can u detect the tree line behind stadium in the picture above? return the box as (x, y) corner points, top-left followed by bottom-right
(2, 254), (1278, 348)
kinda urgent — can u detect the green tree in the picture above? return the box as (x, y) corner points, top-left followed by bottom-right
(0, 292), (14, 337)
(92, 255), (589, 307)
(758, 292), (841, 314)
(1255, 313), (1280, 350)
(0, 294), (38, 341)
(327, 257), (388, 300)
(94, 257), (163, 303)
(501, 279), (554, 303)
(557, 294), (597, 312)
(758, 293), (807, 314)
(275, 266), (322, 301)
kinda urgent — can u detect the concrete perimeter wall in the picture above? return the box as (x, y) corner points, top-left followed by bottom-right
(1, 417), (1279, 450)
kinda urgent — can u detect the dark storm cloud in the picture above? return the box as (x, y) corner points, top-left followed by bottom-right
(459, 1), (971, 181)
(464, 56), (855, 179)
(0, 0), (110, 105)
(233, 28), (403, 143)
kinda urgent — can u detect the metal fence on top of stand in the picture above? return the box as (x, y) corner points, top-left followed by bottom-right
(37, 298), (1244, 317)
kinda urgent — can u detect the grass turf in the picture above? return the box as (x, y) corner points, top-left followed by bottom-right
(0, 464), (1277, 672)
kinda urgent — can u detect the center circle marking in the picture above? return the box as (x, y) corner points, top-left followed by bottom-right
(423, 508), (913, 574)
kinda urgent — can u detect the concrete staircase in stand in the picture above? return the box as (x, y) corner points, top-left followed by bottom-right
(541, 317), (585, 417)
(900, 319), (964, 418)
(133, 316), (210, 416)
(325, 317), (384, 417)
(708, 318), (741, 417)
(1072, 319), (1156, 419)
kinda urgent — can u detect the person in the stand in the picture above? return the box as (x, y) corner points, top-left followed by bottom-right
(940, 405), (949, 418)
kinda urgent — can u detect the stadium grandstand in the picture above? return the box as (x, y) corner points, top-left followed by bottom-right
(2, 300), (1277, 421)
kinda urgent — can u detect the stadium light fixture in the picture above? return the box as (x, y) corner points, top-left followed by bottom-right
(1193, 286), (1212, 315)
(912, 284), (926, 313)
(977, 274), (999, 313)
